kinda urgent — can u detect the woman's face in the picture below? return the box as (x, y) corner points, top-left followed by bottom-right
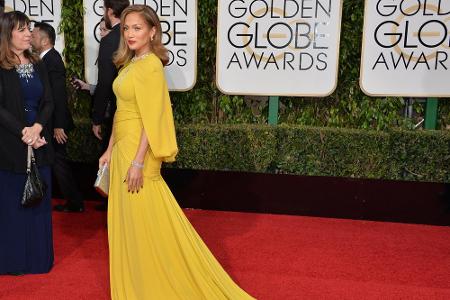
(10, 22), (32, 54)
(99, 20), (110, 39)
(123, 12), (156, 56)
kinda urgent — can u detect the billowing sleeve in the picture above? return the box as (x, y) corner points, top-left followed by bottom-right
(133, 57), (178, 162)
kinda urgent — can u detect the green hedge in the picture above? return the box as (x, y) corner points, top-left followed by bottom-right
(67, 120), (450, 183)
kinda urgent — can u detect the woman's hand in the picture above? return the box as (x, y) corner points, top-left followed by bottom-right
(32, 137), (47, 149)
(98, 150), (112, 169)
(126, 164), (144, 193)
(22, 123), (43, 146)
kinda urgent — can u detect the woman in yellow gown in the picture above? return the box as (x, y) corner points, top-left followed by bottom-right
(98, 5), (255, 300)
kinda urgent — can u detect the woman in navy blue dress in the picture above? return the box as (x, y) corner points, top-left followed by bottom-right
(0, 11), (54, 274)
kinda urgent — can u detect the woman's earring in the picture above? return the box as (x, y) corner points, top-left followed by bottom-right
(151, 35), (154, 42)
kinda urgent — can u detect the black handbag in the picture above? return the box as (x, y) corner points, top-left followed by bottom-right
(22, 146), (46, 207)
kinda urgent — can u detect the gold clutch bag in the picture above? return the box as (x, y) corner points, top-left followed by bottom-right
(94, 163), (109, 197)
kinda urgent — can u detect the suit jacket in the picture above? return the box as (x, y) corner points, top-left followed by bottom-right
(92, 23), (120, 125)
(42, 47), (74, 131)
(0, 61), (55, 173)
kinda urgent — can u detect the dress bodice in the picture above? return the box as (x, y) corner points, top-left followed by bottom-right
(112, 53), (178, 163)
(16, 63), (43, 125)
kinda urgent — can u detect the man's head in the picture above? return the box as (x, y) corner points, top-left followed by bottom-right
(103, 0), (129, 29)
(31, 22), (55, 53)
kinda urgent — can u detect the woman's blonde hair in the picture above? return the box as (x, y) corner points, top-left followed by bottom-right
(113, 5), (169, 68)
(0, 11), (39, 70)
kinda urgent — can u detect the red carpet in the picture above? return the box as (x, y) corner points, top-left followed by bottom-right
(1, 201), (449, 299)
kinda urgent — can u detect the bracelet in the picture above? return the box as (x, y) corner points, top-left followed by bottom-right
(131, 160), (144, 169)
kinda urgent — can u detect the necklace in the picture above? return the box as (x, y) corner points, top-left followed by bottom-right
(131, 52), (151, 63)
(15, 63), (34, 82)
(115, 52), (151, 87)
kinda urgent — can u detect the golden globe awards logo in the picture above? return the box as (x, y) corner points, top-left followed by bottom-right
(225, 0), (332, 71)
(372, 0), (450, 70)
(217, 0), (343, 96)
(360, 0), (450, 97)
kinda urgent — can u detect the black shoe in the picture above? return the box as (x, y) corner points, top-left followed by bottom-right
(94, 203), (107, 211)
(54, 203), (84, 213)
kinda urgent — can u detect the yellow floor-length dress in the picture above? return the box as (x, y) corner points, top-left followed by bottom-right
(108, 53), (255, 300)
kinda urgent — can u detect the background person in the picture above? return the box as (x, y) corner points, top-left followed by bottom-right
(31, 22), (84, 212)
(91, 0), (129, 145)
(91, 0), (129, 211)
(99, 17), (111, 39)
(0, 11), (54, 275)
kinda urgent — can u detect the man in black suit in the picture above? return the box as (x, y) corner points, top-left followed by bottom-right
(92, 0), (129, 146)
(31, 22), (84, 212)
(91, 0), (129, 210)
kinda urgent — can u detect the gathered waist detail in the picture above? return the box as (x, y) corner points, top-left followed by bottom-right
(112, 110), (163, 175)
(113, 110), (143, 145)
(114, 110), (142, 123)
